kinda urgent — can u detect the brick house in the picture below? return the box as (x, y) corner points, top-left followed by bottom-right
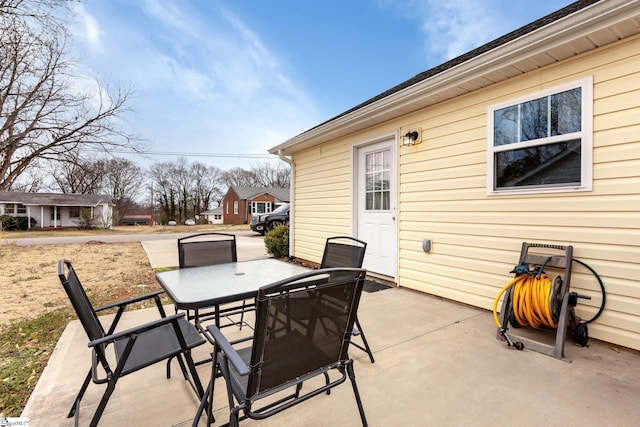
(222, 186), (289, 225)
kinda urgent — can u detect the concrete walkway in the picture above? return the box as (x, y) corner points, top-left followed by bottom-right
(21, 237), (640, 426)
(140, 232), (270, 269)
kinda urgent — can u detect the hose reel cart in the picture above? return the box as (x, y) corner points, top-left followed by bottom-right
(494, 242), (592, 362)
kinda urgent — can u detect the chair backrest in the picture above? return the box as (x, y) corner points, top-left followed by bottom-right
(247, 267), (366, 398)
(58, 259), (106, 343)
(177, 232), (237, 268)
(320, 236), (367, 269)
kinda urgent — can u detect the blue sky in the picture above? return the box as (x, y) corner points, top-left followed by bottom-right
(70, 0), (571, 170)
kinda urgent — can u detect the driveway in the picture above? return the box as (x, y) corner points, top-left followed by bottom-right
(1, 230), (261, 246)
(1, 230), (269, 268)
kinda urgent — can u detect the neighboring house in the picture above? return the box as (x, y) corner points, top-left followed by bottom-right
(201, 207), (223, 224)
(0, 191), (113, 229)
(269, 0), (640, 352)
(222, 186), (290, 225)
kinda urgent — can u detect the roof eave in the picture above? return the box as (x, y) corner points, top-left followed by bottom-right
(269, 0), (640, 155)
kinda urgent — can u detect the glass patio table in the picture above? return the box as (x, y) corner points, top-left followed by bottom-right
(156, 258), (311, 327)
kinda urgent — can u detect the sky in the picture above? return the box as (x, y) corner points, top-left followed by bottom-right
(69, 0), (573, 171)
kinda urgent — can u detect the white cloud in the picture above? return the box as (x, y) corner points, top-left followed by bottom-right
(72, 0), (319, 167)
(419, 0), (500, 60)
(72, 4), (103, 54)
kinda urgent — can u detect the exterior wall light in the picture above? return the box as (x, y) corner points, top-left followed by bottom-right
(402, 130), (421, 146)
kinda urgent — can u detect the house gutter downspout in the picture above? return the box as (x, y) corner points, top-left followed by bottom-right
(277, 149), (295, 258)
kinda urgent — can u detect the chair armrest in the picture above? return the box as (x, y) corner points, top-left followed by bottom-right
(94, 290), (165, 312)
(88, 313), (186, 348)
(207, 325), (250, 376)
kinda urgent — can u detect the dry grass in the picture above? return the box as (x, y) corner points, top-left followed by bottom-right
(0, 241), (159, 324)
(0, 240), (159, 417)
(0, 224), (248, 416)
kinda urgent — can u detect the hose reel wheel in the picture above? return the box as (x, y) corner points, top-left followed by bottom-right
(574, 323), (589, 347)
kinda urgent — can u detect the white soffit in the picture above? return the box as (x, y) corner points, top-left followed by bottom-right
(271, 0), (640, 154)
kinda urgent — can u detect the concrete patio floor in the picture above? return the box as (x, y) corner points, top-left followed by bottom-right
(21, 237), (640, 426)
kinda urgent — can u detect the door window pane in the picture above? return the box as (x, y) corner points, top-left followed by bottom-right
(365, 149), (391, 211)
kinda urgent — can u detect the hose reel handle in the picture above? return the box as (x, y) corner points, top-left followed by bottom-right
(527, 243), (567, 250)
(569, 291), (591, 307)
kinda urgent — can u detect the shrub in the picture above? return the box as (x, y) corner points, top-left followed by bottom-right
(0, 215), (38, 231)
(264, 225), (289, 258)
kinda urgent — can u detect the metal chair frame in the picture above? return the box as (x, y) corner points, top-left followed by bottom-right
(57, 259), (205, 427)
(320, 236), (375, 363)
(177, 232), (250, 328)
(193, 268), (369, 427)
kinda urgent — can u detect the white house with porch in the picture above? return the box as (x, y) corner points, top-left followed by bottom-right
(0, 191), (113, 229)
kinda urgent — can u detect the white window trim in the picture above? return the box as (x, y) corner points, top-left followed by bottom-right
(486, 76), (593, 195)
(251, 201), (272, 214)
(233, 201), (238, 215)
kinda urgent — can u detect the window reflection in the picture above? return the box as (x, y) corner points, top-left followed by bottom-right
(495, 139), (581, 187)
(494, 88), (581, 146)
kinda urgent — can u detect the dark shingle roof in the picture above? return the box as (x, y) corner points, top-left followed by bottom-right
(0, 191), (111, 206)
(303, 0), (602, 134)
(230, 186), (290, 202)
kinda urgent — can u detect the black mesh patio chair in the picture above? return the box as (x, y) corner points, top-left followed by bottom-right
(320, 236), (375, 363)
(178, 232), (237, 268)
(58, 259), (205, 427)
(177, 232), (250, 327)
(193, 268), (369, 427)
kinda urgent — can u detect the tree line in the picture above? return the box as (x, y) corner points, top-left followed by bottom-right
(12, 154), (289, 225)
(1, 0), (289, 225)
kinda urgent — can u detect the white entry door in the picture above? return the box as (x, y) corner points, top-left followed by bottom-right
(356, 139), (397, 279)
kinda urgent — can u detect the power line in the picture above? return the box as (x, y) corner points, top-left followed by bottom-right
(85, 148), (275, 159)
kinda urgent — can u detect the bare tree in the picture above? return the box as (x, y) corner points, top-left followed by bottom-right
(148, 160), (179, 223)
(10, 158), (48, 192)
(221, 163), (290, 189)
(250, 161), (290, 187)
(49, 152), (106, 194)
(103, 157), (145, 223)
(0, 0), (140, 191)
(148, 158), (225, 223)
(221, 167), (258, 188)
(190, 161), (223, 220)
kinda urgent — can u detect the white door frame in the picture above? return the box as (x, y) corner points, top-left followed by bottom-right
(351, 132), (399, 280)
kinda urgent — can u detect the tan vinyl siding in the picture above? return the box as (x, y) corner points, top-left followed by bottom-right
(399, 36), (640, 351)
(293, 141), (355, 263)
(291, 35), (640, 351)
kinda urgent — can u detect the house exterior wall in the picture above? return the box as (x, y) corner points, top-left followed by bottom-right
(293, 141), (359, 262)
(222, 188), (244, 225)
(203, 211), (223, 224)
(223, 190), (284, 225)
(291, 36), (640, 351)
(1, 203), (112, 228)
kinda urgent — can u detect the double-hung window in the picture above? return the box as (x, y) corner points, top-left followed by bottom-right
(487, 77), (592, 194)
(5, 203), (26, 214)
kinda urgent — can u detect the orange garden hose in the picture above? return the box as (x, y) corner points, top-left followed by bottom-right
(493, 273), (558, 330)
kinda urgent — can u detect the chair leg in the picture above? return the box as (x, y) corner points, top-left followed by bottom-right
(89, 377), (119, 427)
(239, 300), (246, 330)
(352, 317), (375, 363)
(68, 370), (92, 418)
(192, 378), (214, 427)
(183, 350), (206, 399)
(346, 362), (368, 427)
(166, 356), (173, 379)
